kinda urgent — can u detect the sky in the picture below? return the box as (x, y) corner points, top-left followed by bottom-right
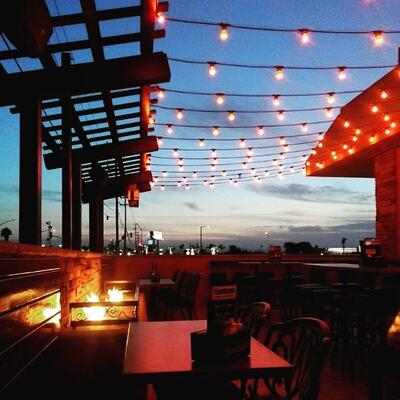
(2, 0), (400, 250)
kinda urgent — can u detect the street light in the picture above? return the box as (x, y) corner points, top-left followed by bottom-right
(265, 232), (270, 250)
(199, 225), (210, 254)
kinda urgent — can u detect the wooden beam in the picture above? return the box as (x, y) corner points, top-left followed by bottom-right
(0, 52), (170, 106)
(44, 136), (158, 169)
(82, 171), (153, 203)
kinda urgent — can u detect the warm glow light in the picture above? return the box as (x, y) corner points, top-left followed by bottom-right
(84, 293), (104, 321)
(107, 287), (124, 302)
(371, 105), (379, 113)
(327, 92), (335, 104)
(299, 29), (310, 44)
(264, 170), (269, 177)
(352, 135), (358, 142)
(381, 89), (388, 99)
(279, 136), (286, 145)
(355, 128), (362, 135)
(216, 93), (224, 104)
(221, 170), (227, 176)
(311, 149), (317, 155)
(338, 67), (346, 80)
(318, 133), (325, 141)
(199, 139), (205, 147)
(348, 148), (355, 155)
(283, 144), (289, 152)
(316, 162), (324, 169)
(208, 62), (217, 76)
(149, 115), (155, 125)
(213, 126), (220, 136)
(242, 162), (247, 169)
(160, 185), (165, 191)
(228, 111), (235, 121)
(273, 95), (280, 106)
(343, 144), (348, 150)
(162, 171), (168, 177)
(344, 120), (350, 128)
(239, 139), (246, 148)
(250, 168), (256, 175)
(325, 107), (333, 118)
(219, 24), (229, 41)
(384, 114), (390, 121)
(373, 30), (384, 46)
(391, 121), (397, 128)
(318, 142), (323, 148)
(247, 156), (253, 162)
(247, 147), (254, 156)
(178, 158), (184, 166)
(301, 123), (308, 132)
(173, 149), (179, 157)
(257, 126), (265, 135)
(158, 88), (165, 99)
(211, 149), (218, 157)
(167, 124), (173, 134)
(176, 108), (184, 119)
(277, 111), (285, 121)
(275, 66), (284, 80)
(385, 128), (391, 135)
(369, 134), (377, 143)
(192, 171), (197, 178)
(157, 137), (163, 146)
(177, 181), (181, 187)
(156, 11), (165, 24)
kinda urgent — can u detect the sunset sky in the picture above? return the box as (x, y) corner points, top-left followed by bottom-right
(2, 0), (399, 249)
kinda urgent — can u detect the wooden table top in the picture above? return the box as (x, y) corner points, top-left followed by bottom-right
(123, 320), (292, 382)
(138, 278), (175, 287)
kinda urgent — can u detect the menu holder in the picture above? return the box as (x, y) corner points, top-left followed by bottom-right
(190, 285), (250, 363)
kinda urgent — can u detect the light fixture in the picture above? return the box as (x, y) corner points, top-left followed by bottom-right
(338, 66), (346, 80)
(219, 24), (229, 41)
(208, 62), (217, 76)
(327, 92), (335, 104)
(275, 66), (284, 80)
(257, 126), (265, 135)
(373, 30), (384, 46)
(216, 93), (224, 104)
(176, 108), (184, 119)
(299, 29), (310, 44)
(228, 111), (235, 121)
(167, 124), (173, 134)
(273, 95), (280, 106)
(301, 123), (308, 132)
(212, 126), (220, 136)
(277, 110), (285, 121)
(156, 11), (165, 24)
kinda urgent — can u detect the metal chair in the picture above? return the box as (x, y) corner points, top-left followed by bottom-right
(249, 317), (331, 400)
(238, 301), (271, 341)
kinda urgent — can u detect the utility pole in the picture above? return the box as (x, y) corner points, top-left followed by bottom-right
(115, 197), (119, 252)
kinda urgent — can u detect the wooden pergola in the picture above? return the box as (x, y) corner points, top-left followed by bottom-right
(306, 66), (400, 261)
(0, 0), (170, 251)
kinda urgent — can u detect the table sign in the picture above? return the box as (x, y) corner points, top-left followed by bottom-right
(191, 284), (250, 362)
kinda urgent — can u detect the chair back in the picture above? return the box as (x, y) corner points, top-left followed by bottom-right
(239, 302), (271, 340)
(264, 317), (331, 400)
(180, 272), (201, 303)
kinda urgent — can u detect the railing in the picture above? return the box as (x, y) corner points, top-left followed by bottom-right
(0, 257), (61, 393)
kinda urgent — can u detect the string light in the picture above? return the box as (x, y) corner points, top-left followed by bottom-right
(327, 92), (335, 104)
(199, 139), (205, 147)
(160, 185), (165, 191)
(176, 108), (184, 119)
(242, 162), (248, 169)
(185, 185), (190, 191)
(301, 123), (308, 132)
(167, 124), (173, 134)
(211, 176), (215, 182)
(247, 147), (254, 156)
(162, 171), (168, 177)
(325, 107), (333, 117)
(149, 115), (155, 125)
(348, 147), (355, 155)
(219, 24), (229, 41)
(373, 31), (384, 46)
(277, 111), (285, 121)
(210, 164), (216, 170)
(273, 95), (280, 106)
(385, 128), (391, 135)
(342, 144), (348, 150)
(257, 126), (265, 135)
(371, 105), (379, 113)
(212, 126), (220, 136)
(352, 135), (358, 142)
(279, 137), (286, 145)
(210, 183), (215, 189)
(157, 137), (163, 145)
(250, 168), (256, 175)
(343, 120), (350, 128)
(239, 139), (246, 148)
(216, 93), (224, 104)
(208, 62), (217, 76)
(178, 166), (184, 171)
(275, 66), (284, 80)
(204, 180), (208, 186)
(264, 170), (269, 177)
(246, 156), (253, 162)
(283, 144), (289, 152)
(369, 134), (377, 143)
(178, 158), (184, 166)
(299, 29), (310, 44)
(355, 128), (362, 135)
(380, 89), (388, 99)
(222, 170), (227, 176)
(318, 133), (324, 141)
(384, 114), (390, 121)
(173, 149), (179, 157)
(391, 121), (397, 128)
(228, 111), (236, 121)
(338, 67), (346, 80)
(192, 171), (198, 178)
(211, 149), (218, 157)
(177, 181), (182, 187)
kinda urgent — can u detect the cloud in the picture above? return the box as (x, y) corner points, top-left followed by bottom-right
(248, 183), (373, 205)
(183, 201), (202, 211)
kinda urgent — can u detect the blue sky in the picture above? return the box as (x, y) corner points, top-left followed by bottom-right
(2, 0), (399, 249)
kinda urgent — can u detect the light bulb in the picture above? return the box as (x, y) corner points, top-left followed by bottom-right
(149, 115), (155, 125)
(177, 181), (182, 187)
(373, 31), (384, 46)
(199, 139), (205, 147)
(192, 171), (197, 178)
(185, 185), (190, 191)
(158, 88), (165, 99)
(172, 149), (179, 157)
(369, 134), (377, 143)
(391, 121), (397, 128)
(343, 144), (348, 150)
(384, 114), (390, 122)
(299, 29), (310, 44)
(178, 158), (184, 166)
(160, 185), (165, 191)
(239, 139), (246, 148)
(283, 144), (289, 152)
(211, 149), (217, 157)
(381, 89), (388, 99)
(273, 95), (280, 106)
(156, 12), (165, 24)
(279, 137), (286, 145)
(371, 105), (379, 113)
(385, 128), (391, 135)
(325, 107), (333, 118)
(264, 170), (269, 177)
(221, 170), (227, 176)
(277, 111), (285, 121)
(212, 126), (220, 136)
(216, 93), (224, 104)
(242, 162), (247, 169)
(204, 180), (208, 186)
(162, 171), (167, 177)
(327, 92), (335, 104)
(228, 111), (235, 121)
(219, 24), (228, 41)
(301, 123), (308, 132)
(257, 126), (265, 135)
(208, 63), (217, 76)
(250, 168), (256, 175)
(157, 137), (163, 145)
(167, 124), (173, 134)
(176, 108), (184, 119)
(211, 176), (215, 182)
(355, 128), (361, 135)
(275, 66), (284, 80)
(338, 67), (346, 80)
(247, 147), (254, 156)
(343, 121), (350, 128)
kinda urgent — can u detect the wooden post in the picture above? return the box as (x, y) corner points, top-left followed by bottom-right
(19, 97), (42, 244)
(61, 52), (72, 248)
(89, 187), (104, 252)
(71, 158), (82, 250)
